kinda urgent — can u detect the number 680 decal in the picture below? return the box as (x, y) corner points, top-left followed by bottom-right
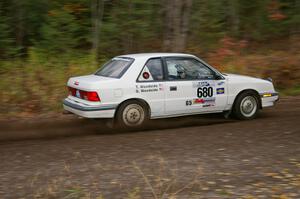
(197, 87), (213, 98)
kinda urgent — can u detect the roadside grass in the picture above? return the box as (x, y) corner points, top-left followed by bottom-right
(27, 152), (300, 199)
(279, 85), (300, 96)
(0, 53), (104, 118)
(132, 158), (202, 199)
(30, 154), (203, 199)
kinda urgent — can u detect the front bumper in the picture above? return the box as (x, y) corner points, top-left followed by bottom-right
(63, 98), (117, 118)
(260, 92), (279, 107)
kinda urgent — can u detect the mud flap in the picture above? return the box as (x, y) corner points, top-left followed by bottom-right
(223, 110), (232, 119)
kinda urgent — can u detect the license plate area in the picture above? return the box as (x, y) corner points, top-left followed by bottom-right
(75, 89), (81, 98)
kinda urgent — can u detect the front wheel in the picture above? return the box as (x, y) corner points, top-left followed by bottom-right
(116, 100), (149, 129)
(232, 91), (260, 120)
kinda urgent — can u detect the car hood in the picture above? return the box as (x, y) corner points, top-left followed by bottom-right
(224, 73), (268, 83)
(67, 74), (117, 90)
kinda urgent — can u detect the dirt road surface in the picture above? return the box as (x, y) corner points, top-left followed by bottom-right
(0, 97), (300, 198)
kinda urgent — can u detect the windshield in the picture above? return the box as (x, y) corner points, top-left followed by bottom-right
(95, 57), (134, 78)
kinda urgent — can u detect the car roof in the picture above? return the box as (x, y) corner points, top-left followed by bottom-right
(116, 53), (196, 59)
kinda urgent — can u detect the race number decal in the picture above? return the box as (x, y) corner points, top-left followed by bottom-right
(186, 81), (216, 107)
(197, 87), (213, 98)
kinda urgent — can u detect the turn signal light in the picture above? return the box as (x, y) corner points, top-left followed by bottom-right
(263, 93), (272, 97)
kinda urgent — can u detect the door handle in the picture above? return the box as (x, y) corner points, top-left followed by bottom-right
(170, 86), (177, 91)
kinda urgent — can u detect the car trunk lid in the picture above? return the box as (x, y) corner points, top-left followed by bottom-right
(67, 74), (115, 91)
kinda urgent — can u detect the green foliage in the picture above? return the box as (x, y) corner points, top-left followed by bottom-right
(1, 0), (299, 58)
(279, 85), (300, 96)
(0, 1), (15, 59)
(38, 8), (83, 56)
(100, 0), (162, 56)
(190, 0), (227, 50)
(0, 16), (14, 59)
(0, 0), (300, 116)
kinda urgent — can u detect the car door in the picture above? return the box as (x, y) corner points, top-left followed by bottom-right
(163, 57), (227, 115)
(136, 58), (166, 117)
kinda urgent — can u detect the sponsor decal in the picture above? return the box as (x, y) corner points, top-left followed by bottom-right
(203, 97), (216, 102)
(186, 97), (216, 107)
(193, 81), (215, 88)
(217, 81), (225, 86)
(193, 98), (205, 104)
(216, 87), (225, 94)
(74, 81), (79, 85)
(203, 104), (213, 107)
(203, 97), (216, 106)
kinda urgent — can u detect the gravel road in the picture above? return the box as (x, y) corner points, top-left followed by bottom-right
(0, 96), (300, 199)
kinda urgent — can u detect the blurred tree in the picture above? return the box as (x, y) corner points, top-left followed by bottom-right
(9, 0), (48, 57)
(189, 0), (227, 51)
(91, 0), (104, 63)
(284, 0), (300, 38)
(37, 1), (89, 57)
(163, 0), (193, 52)
(0, 0), (299, 59)
(39, 10), (78, 54)
(226, 0), (240, 37)
(0, 0), (300, 115)
(0, 0), (14, 59)
(99, 0), (162, 57)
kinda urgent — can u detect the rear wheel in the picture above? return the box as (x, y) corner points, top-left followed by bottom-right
(232, 91), (259, 120)
(116, 100), (149, 128)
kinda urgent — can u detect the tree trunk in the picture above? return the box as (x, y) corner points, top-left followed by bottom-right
(162, 0), (173, 51)
(163, 0), (192, 52)
(228, 0), (240, 37)
(91, 0), (104, 64)
(289, 0), (300, 52)
(15, 0), (24, 56)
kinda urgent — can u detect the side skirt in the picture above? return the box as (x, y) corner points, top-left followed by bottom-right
(150, 110), (224, 120)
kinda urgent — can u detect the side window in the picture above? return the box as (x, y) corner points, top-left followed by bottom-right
(138, 58), (164, 81)
(166, 58), (216, 80)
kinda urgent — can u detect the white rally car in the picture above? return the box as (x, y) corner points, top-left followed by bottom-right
(63, 53), (278, 128)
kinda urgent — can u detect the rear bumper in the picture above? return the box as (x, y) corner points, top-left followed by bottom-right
(63, 99), (117, 118)
(260, 92), (279, 108)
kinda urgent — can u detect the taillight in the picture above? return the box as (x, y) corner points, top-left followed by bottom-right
(86, 91), (100, 102)
(68, 87), (100, 102)
(68, 87), (76, 96)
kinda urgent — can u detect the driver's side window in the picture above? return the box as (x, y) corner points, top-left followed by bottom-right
(166, 58), (215, 80)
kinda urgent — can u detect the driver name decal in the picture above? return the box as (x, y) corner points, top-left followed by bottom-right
(136, 84), (163, 93)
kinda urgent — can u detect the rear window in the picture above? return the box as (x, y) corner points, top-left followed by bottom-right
(95, 57), (134, 78)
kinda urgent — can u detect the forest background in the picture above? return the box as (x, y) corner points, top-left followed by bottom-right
(0, 0), (299, 117)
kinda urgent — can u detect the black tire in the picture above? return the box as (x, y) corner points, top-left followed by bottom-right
(232, 91), (260, 120)
(115, 100), (149, 129)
